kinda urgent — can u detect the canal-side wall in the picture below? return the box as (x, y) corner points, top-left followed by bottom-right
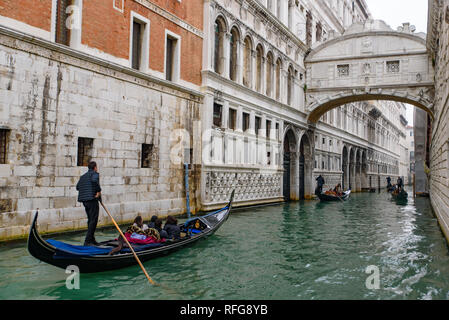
(428, 0), (449, 242)
(0, 27), (202, 240)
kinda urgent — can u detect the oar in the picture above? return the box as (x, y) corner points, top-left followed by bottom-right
(99, 200), (156, 286)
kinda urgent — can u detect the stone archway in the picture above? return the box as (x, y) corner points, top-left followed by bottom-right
(361, 150), (368, 191)
(299, 133), (313, 199)
(355, 149), (362, 192)
(283, 128), (297, 201)
(342, 145), (349, 190)
(349, 148), (355, 190)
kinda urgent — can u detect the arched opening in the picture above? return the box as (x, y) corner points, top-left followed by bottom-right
(275, 58), (282, 101)
(349, 148), (355, 190)
(213, 17), (227, 75)
(361, 150), (368, 191)
(283, 128), (297, 201)
(229, 27), (240, 82)
(243, 36), (252, 88)
(299, 133), (312, 199)
(256, 44), (263, 93)
(266, 51), (273, 97)
(287, 65), (294, 106)
(355, 149), (361, 192)
(342, 146), (348, 190)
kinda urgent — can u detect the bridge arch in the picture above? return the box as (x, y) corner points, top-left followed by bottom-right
(304, 20), (435, 123)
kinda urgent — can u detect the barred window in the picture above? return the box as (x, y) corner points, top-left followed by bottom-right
(77, 137), (93, 167)
(213, 103), (222, 127)
(141, 143), (154, 168)
(0, 129), (9, 164)
(337, 64), (350, 77)
(386, 61), (400, 73)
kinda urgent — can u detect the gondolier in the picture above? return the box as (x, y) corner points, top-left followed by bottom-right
(76, 161), (102, 246)
(315, 175), (325, 195)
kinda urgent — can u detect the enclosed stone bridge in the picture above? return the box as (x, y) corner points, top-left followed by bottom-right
(304, 20), (435, 123)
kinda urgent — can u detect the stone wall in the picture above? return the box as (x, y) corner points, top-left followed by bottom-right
(429, 0), (449, 242)
(0, 27), (202, 240)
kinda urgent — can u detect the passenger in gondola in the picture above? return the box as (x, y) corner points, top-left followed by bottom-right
(147, 215), (158, 229)
(333, 183), (343, 196)
(164, 215), (181, 240)
(154, 218), (169, 239)
(132, 215), (149, 231)
(315, 175), (325, 195)
(386, 176), (392, 188)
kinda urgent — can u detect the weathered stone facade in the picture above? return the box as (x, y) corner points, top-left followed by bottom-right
(428, 0), (449, 242)
(0, 27), (202, 240)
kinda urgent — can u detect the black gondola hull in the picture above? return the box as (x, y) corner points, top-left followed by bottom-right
(317, 190), (351, 202)
(28, 191), (234, 273)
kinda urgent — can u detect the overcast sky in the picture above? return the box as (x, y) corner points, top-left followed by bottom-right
(365, 0), (428, 125)
(365, 0), (428, 33)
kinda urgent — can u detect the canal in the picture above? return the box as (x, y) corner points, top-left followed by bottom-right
(1, 188), (449, 300)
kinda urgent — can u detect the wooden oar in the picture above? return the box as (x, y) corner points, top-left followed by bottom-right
(99, 200), (156, 286)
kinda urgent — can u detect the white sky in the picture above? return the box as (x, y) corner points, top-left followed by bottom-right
(365, 0), (428, 125)
(365, 0), (428, 33)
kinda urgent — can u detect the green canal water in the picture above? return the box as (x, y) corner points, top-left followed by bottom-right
(1, 188), (449, 300)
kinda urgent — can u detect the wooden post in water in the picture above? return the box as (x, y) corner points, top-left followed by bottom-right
(413, 173), (416, 198)
(184, 163), (191, 219)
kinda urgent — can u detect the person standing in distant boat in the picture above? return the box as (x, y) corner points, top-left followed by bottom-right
(76, 161), (102, 246)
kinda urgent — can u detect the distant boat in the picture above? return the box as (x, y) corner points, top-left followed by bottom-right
(391, 189), (408, 201)
(28, 190), (235, 273)
(317, 190), (351, 202)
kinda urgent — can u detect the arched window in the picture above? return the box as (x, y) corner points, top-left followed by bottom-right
(243, 36), (252, 88)
(229, 27), (239, 81)
(266, 52), (273, 97)
(287, 65), (294, 105)
(256, 44), (263, 93)
(275, 58), (282, 100)
(214, 18), (226, 74)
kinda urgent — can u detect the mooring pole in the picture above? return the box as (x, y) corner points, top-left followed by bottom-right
(184, 163), (191, 219)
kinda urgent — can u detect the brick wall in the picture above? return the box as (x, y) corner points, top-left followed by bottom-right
(0, 0), (53, 31)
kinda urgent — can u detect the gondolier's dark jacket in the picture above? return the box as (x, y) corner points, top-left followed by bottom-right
(76, 169), (101, 202)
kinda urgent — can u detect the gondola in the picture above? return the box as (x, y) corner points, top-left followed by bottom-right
(387, 184), (395, 192)
(28, 190), (234, 273)
(317, 190), (351, 201)
(391, 188), (408, 201)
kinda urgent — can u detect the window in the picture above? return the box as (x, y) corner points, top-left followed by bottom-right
(55, 0), (70, 45)
(267, 151), (271, 165)
(228, 109), (237, 130)
(132, 21), (143, 70)
(316, 22), (322, 42)
(322, 137), (325, 145)
(141, 144), (154, 168)
(229, 28), (239, 81)
(275, 59), (282, 100)
(266, 52), (273, 96)
(275, 123), (279, 140)
(287, 66), (293, 105)
(410, 131), (413, 137)
(242, 112), (250, 132)
(386, 61), (400, 73)
(337, 64), (350, 77)
(243, 37), (252, 87)
(0, 129), (9, 164)
(165, 37), (176, 81)
(213, 103), (222, 127)
(306, 11), (312, 46)
(77, 137), (93, 167)
(255, 116), (261, 136)
(256, 45), (263, 93)
(214, 18), (226, 74)
(266, 120), (271, 139)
